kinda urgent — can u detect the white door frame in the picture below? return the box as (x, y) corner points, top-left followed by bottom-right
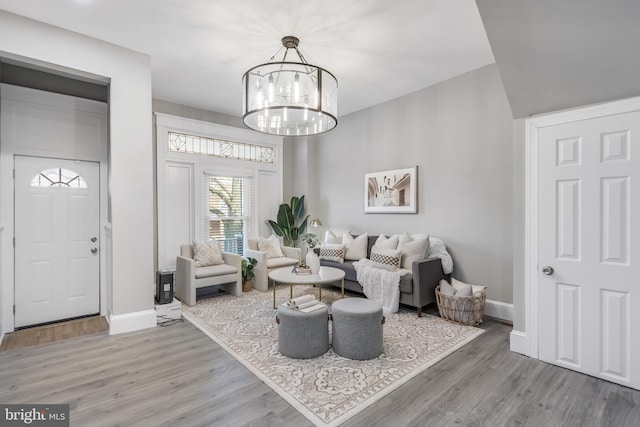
(524, 96), (640, 358)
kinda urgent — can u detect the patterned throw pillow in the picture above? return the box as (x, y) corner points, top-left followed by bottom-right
(319, 244), (346, 263)
(370, 249), (401, 271)
(193, 238), (223, 267)
(258, 235), (284, 258)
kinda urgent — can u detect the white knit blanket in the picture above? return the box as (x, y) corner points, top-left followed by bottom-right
(353, 259), (409, 313)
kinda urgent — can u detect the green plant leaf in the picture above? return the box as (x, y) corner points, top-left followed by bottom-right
(267, 220), (285, 237)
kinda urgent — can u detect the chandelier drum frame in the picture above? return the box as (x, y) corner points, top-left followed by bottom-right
(242, 36), (338, 136)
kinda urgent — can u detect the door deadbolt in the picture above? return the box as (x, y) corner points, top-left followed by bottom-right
(541, 266), (554, 275)
(90, 237), (97, 242)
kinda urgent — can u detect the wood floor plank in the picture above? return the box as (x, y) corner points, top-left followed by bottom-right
(1, 316), (639, 426)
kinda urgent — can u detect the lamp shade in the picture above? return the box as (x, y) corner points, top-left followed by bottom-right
(310, 219), (323, 227)
(242, 37), (337, 136)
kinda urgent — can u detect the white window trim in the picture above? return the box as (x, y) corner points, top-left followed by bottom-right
(155, 113), (283, 271)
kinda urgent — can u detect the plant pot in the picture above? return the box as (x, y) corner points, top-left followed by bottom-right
(243, 280), (253, 293)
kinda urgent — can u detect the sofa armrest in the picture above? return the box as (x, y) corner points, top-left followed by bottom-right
(175, 255), (196, 305)
(411, 257), (448, 315)
(222, 252), (241, 270)
(281, 246), (301, 262)
(222, 252), (242, 296)
(245, 248), (269, 292)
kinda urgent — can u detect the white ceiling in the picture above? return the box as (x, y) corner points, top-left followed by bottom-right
(0, 0), (495, 118)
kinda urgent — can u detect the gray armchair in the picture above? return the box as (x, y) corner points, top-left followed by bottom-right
(175, 243), (241, 306)
(245, 239), (301, 292)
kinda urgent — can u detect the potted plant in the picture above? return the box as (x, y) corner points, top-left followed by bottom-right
(267, 195), (309, 247)
(241, 257), (257, 292)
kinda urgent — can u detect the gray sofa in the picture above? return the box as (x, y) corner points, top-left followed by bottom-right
(318, 235), (449, 317)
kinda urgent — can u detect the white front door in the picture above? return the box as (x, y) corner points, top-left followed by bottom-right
(14, 156), (100, 328)
(538, 110), (639, 389)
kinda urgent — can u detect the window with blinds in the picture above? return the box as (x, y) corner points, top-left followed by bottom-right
(203, 174), (253, 256)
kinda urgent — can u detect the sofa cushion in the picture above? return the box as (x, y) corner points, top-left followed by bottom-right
(193, 239), (223, 267)
(342, 233), (368, 261)
(195, 263), (237, 279)
(266, 256), (299, 269)
(319, 244), (346, 263)
(320, 259), (357, 282)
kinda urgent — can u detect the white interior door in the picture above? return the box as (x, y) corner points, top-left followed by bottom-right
(538, 110), (639, 389)
(14, 156), (100, 328)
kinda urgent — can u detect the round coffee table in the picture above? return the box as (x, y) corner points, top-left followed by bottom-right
(269, 266), (345, 309)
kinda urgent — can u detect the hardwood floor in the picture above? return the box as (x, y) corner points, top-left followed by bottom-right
(0, 316), (109, 351)
(1, 315), (638, 426)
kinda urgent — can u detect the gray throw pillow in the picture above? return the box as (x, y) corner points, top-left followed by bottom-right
(439, 280), (455, 296)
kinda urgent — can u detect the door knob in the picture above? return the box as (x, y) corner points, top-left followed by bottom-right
(541, 266), (554, 275)
(91, 247), (98, 254)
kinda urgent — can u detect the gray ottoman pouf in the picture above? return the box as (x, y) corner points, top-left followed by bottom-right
(276, 304), (329, 359)
(331, 298), (384, 360)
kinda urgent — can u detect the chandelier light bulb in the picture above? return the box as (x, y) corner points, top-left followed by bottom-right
(242, 36), (337, 136)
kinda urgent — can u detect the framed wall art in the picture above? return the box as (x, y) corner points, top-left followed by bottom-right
(364, 166), (417, 213)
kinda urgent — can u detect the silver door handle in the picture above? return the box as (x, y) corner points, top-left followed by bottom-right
(91, 247), (98, 254)
(541, 266), (554, 275)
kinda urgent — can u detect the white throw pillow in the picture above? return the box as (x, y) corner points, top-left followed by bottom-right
(397, 235), (429, 269)
(370, 249), (401, 271)
(324, 229), (350, 244)
(455, 284), (473, 297)
(439, 279), (456, 296)
(342, 233), (368, 261)
(193, 238), (223, 267)
(319, 244), (346, 263)
(258, 236), (284, 258)
(451, 278), (487, 295)
(371, 234), (399, 251)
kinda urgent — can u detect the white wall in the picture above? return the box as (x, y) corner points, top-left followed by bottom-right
(154, 113), (283, 271)
(306, 64), (515, 304)
(0, 11), (155, 333)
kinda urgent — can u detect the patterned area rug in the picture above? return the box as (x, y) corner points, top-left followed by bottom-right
(182, 285), (484, 427)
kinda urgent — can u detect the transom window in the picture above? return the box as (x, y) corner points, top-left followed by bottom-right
(169, 131), (274, 164)
(30, 168), (87, 188)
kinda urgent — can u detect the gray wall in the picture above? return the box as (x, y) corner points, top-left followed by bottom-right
(305, 64), (515, 304)
(477, 0), (640, 118)
(152, 99), (243, 128)
(512, 119), (526, 329)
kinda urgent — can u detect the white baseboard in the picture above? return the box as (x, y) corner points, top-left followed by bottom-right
(510, 330), (527, 355)
(108, 309), (156, 335)
(484, 299), (513, 323)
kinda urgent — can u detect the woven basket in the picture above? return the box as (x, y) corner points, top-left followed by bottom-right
(435, 285), (487, 326)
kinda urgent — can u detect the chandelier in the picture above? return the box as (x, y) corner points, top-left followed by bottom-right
(242, 36), (338, 136)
